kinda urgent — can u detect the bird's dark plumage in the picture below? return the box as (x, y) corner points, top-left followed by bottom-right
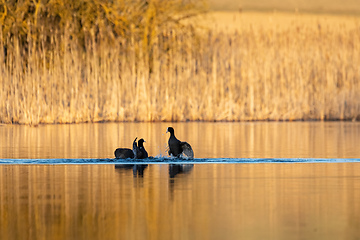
(114, 148), (134, 159)
(115, 138), (148, 159)
(133, 138), (148, 159)
(166, 127), (194, 158)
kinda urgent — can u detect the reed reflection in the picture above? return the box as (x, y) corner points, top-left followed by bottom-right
(1, 121), (360, 159)
(1, 164), (360, 240)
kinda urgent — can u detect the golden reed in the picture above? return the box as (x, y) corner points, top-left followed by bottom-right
(1, 13), (359, 124)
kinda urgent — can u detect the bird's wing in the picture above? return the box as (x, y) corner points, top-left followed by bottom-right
(180, 142), (194, 159)
(132, 138), (139, 159)
(132, 137), (138, 149)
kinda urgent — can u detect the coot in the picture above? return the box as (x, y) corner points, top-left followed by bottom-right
(133, 138), (148, 159)
(114, 138), (148, 159)
(166, 127), (194, 158)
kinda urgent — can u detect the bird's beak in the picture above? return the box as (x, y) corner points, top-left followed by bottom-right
(166, 128), (169, 133)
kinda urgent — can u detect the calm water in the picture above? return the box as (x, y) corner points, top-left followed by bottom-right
(1, 121), (360, 159)
(1, 122), (360, 240)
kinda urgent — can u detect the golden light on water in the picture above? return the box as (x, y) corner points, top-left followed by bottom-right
(1, 163), (359, 240)
(1, 122), (359, 159)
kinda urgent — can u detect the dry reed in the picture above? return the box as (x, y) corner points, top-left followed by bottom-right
(1, 12), (360, 124)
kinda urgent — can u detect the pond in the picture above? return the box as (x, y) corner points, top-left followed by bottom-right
(0, 122), (360, 240)
(1, 121), (360, 159)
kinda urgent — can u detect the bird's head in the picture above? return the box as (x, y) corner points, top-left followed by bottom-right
(166, 127), (174, 135)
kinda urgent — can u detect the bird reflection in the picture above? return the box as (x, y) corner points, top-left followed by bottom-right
(114, 164), (148, 178)
(168, 164), (194, 201)
(169, 164), (194, 178)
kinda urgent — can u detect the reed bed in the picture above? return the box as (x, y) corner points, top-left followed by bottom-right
(1, 12), (360, 124)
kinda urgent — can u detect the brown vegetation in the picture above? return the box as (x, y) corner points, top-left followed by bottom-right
(0, 8), (360, 124)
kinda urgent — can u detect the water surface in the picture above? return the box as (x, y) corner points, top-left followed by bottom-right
(1, 122), (360, 240)
(1, 121), (360, 159)
(1, 163), (360, 240)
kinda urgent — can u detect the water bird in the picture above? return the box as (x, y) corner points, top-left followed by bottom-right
(114, 138), (148, 159)
(133, 138), (148, 159)
(166, 127), (194, 158)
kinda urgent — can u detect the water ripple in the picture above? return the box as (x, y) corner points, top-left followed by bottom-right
(0, 157), (360, 164)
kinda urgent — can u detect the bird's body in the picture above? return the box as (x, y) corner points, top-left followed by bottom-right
(133, 138), (148, 159)
(168, 133), (183, 157)
(166, 127), (194, 158)
(115, 138), (148, 159)
(114, 148), (134, 159)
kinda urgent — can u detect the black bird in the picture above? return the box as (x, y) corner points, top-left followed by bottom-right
(166, 127), (194, 158)
(114, 148), (134, 159)
(114, 138), (148, 159)
(133, 138), (148, 159)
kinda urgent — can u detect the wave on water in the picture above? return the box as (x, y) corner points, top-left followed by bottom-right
(0, 157), (360, 164)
